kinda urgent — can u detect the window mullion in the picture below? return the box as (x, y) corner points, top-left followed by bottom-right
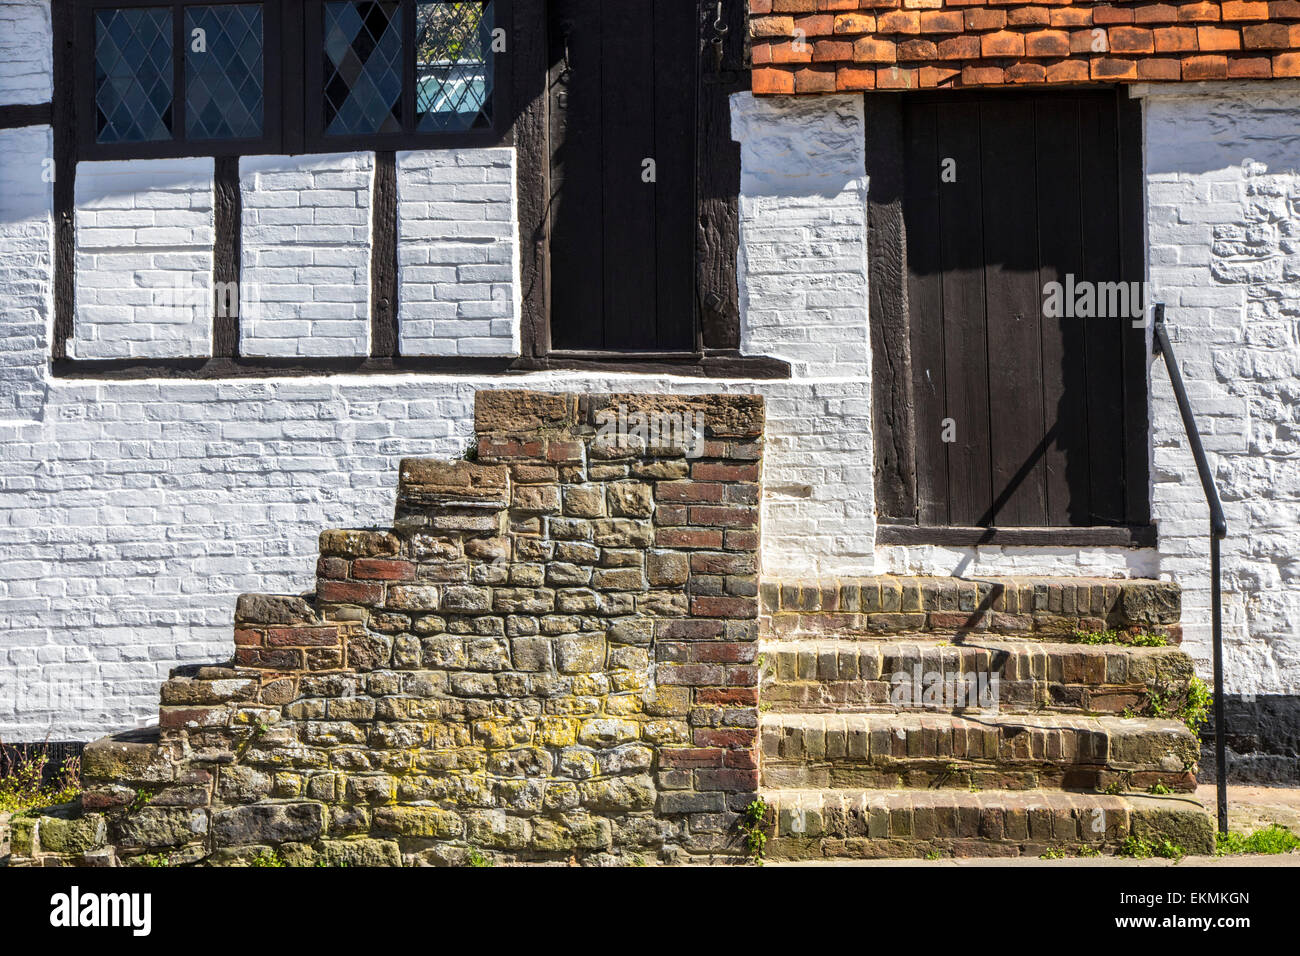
(284, 0), (307, 154)
(172, 2), (186, 144)
(403, 0), (416, 135)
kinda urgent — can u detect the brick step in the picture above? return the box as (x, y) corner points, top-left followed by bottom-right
(761, 576), (1181, 641)
(760, 789), (1215, 860)
(760, 712), (1199, 792)
(760, 638), (1194, 715)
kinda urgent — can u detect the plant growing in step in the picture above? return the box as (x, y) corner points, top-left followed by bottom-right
(1069, 628), (1169, 647)
(1153, 839), (1186, 861)
(250, 849), (287, 867)
(738, 798), (771, 864)
(1076, 845), (1102, 858)
(466, 848), (493, 867)
(1039, 847), (1065, 860)
(1141, 676), (1212, 737)
(1216, 825), (1300, 856)
(1103, 773), (1133, 795)
(0, 742), (81, 814)
(1118, 836), (1185, 861)
(1117, 835), (1151, 859)
(1147, 782), (1172, 796)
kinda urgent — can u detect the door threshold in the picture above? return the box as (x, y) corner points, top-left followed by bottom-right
(877, 524), (1158, 548)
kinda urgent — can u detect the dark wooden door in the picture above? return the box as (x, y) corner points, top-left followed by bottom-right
(547, 0), (697, 352)
(902, 91), (1147, 529)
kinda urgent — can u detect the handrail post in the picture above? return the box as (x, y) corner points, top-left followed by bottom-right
(1153, 303), (1230, 836)
(1211, 530), (1227, 835)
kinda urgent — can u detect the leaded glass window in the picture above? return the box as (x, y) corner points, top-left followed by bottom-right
(82, 1), (503, 157)
(185, 4), (265, 140)
(415, 1), (493, 133)
(323, 1), (404, 136)
(95, 7), (174, 144)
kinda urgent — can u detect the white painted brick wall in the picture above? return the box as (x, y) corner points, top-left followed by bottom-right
(0, 0), (52, 106)
(397, 147), (519, 356)
(731, 93), (871, 379)
(732, 92), (876, 574)
(71, 159), (215, 359)
(0, 124), (52, 421)
(239, 153), (373, 358)
(1143, 83), (1300, 698)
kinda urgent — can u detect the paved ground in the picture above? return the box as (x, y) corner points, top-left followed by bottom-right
(1202, 783), (1300, 833)
(767, 785), (1300, 867)
(768, 854), (1300, 867)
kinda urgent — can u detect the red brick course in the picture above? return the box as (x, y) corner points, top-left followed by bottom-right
(750, 0), (1300, 91)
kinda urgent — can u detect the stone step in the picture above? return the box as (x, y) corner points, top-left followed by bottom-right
(760, 712), (1199, 792)
(393, 459), (510, 532)
(760, 789), (1215, 860)
(232, 591), (364, 672)
(760, 638), (1194, 716)
(761, 576), (1181, 641)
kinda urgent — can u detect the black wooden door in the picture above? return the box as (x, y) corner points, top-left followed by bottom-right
(902, 91), (1147, 528)
(547, 0), (697, 352)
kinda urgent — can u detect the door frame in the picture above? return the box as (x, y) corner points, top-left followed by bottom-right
(514, 0), (757, 369)
(867, 87), (1154, 548)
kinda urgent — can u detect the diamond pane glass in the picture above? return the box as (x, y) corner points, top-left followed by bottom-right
(95, 7), (174, 144)
(186, 4), (265, 140)
(323, 1), (403, 136)
(415, 1), (493, 132)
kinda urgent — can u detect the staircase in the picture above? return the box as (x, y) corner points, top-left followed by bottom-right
(756, 577), (1216, 859)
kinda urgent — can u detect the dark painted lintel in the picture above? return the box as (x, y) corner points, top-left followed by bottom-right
(51, 351), (792, 382)
(876, 523), (1159, 549)
(0, 102), (53, 129)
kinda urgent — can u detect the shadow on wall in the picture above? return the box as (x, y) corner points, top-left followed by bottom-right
(730, 92), (865, 199)
(1201, 695), (1300, 786)
(1144, 89), (1300, 177)
(0, 126), (53, 222)
(70, 158), (216, 210)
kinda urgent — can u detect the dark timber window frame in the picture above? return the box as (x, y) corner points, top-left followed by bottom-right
(866, 87), (1152, 548)
(302, 0), (513, 154)
(74, 0), (511, 160)
(76, 0), (285, 160)
(48, 0), (785, 380)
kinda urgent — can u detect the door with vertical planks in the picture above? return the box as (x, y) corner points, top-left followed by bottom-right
(547, 0), (698, 352)
(899, 90), (1148, 529)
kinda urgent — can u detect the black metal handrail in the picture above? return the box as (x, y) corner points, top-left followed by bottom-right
(1151, 303), (1229, 835)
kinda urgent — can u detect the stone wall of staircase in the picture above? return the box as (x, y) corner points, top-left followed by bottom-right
(9, 391), (766, 866)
